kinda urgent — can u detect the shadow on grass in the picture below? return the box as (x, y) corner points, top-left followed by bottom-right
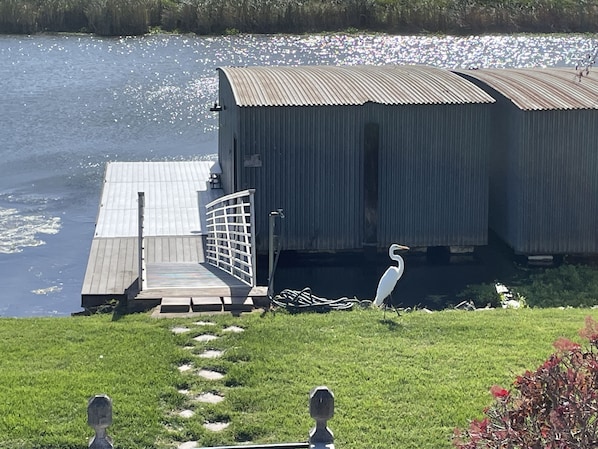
(379, 318), (403, 330)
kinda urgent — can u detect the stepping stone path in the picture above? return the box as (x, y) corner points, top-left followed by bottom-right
(179, 410), (195, 418)
(195, 392), (225, 404)
(171, 320), (246, 448)
(197, 369), (224, 380)
(178, 442), (199, 449)
(204, 421), (230, 431)
(199, 349), (224, 359)
(193, 334), (219, 342)
(178, 364), (193, 373)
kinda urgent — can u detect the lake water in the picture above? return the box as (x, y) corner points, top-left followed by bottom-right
(0, 33), (595, 316)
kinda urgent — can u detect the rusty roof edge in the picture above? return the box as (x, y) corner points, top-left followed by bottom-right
(219, 65), (495, 107)
(453, 67), (598, 111)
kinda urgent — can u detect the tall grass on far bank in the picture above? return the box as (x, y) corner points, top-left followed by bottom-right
(2, 0), (598, 36)
(0, 308), (595, 449)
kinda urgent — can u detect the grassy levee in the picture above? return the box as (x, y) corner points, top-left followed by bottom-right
(1, 0), (598, 35)
(0, 308), (595, 449)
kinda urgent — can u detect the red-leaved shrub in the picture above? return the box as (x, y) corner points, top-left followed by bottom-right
(453, 316), (598, 449)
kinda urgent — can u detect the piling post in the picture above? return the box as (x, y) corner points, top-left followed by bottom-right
(309, 386), (335, 449)
(88, 394), (113, 449)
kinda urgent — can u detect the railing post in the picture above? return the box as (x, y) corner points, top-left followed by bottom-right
(309, 386), (335, 449)
(249, 189), (256, 287)
(137, 192), (145, 292)
(88, 394), (113, 449)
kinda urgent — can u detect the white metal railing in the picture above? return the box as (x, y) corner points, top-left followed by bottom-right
(205, 189), (256, 287)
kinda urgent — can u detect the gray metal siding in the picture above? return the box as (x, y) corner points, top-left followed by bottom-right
(511, 110), (598, 254)
(229, 101), (491, 252)
(237, 105), (365, 252)
(376, 104), (490, 247)
(218, 67), (494, 254)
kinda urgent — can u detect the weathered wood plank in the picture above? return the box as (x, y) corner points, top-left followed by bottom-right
(82, 162), (266, 312)
(81, 239), (100, 295)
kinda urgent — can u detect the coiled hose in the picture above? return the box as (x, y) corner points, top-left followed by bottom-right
(271, 287), (364, 312)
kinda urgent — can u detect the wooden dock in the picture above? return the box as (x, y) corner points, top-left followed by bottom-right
(81, 161), (267, 314)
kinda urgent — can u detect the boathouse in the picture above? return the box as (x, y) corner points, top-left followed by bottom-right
(455, 68), (598, 255)
(215, 65), (495, 253)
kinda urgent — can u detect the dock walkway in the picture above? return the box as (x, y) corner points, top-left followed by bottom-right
(81, 161), (266, 314)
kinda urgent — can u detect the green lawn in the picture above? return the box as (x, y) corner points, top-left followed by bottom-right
(0, 308), (594, 449)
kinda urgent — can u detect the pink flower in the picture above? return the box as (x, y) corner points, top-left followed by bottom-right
(490, 385), (509, 398)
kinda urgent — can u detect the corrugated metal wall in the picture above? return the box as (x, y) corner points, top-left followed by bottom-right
(238, 105), (365, 251)
(457, 69), (598, 256)
(375, 103), (491, 248)
(218, 81), (492, 252)
(509, 109), (598, 254)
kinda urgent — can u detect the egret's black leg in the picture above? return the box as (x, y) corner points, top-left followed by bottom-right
(393, 304), (401, 317)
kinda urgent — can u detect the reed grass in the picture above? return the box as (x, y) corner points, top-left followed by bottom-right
(1, 0), (598, 35)
(0, 308), (595, 448)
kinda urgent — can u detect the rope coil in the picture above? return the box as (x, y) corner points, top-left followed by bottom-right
(272, 287), (361, 312)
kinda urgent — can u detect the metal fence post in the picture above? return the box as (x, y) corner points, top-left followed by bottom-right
(309, 386), (335, 449)
(88, 394), (113, 449)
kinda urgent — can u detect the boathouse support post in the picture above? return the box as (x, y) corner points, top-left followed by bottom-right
(88, 395), (113, 449)
(137, 192), (145, 292)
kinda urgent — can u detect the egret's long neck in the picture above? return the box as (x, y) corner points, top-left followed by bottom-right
(395, 255), (405, 277)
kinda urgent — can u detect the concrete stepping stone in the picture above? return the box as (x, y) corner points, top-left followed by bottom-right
(199, 349), (224, 359)
(197, 369), (224, 380)
(171, 327), (192, 334)
(193, 334), (219, 342)
(178, 442), (198, 449)
(178, 364), (193, 372)
(178, 409), (195, 418)
(204, 421), (230, 432)
(195, 392), (225, 404)
(178, 389), (190, 395)
(222, 326), (244, 333)
(193, 321), (216, 326)
(183, 345), (195, 350)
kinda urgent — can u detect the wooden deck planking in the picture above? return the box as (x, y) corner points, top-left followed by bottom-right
(146, 262), (247, 289)
(82, 161), (266, 311)
(82, 237), (138, 297)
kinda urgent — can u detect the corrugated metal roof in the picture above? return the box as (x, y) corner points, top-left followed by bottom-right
(218, 65), (495, 107)
(454, 67), (598, 111)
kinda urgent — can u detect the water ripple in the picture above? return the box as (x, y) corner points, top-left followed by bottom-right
(0, 207), (61, 254)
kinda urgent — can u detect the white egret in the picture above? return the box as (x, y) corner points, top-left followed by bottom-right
(374, 244), (409, 316)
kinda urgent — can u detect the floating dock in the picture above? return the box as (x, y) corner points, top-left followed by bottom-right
(81, 161), (267, 314)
